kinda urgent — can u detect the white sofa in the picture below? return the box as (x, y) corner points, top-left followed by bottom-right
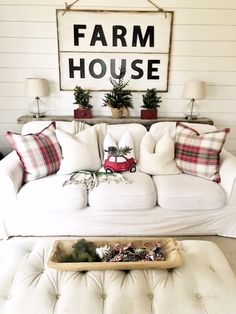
(1, 120), (236, 239)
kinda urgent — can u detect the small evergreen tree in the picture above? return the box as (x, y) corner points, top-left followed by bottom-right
(74, 86), (92, 109)
(142, 88), (162, 109)
(106, 145), (132, 159)
(103, 68), (133, 109)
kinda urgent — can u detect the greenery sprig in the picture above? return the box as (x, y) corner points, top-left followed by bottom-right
(61, 239), (100, 263)
(74, 85), (92, 109)
(59, 239), (165, 263)
(106, 145), (132, 158)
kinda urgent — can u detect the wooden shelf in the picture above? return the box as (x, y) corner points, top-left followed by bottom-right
(17, 115), (214, 129)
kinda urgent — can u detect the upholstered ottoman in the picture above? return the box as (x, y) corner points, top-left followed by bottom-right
(0, 239), (236, 314)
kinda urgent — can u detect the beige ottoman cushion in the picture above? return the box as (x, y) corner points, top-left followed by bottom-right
(0, 239), (236, 314)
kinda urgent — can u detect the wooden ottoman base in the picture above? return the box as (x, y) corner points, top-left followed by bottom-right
(0, 238), (236, 314)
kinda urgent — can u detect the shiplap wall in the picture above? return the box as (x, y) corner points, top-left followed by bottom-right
(0, 0), (236, 155)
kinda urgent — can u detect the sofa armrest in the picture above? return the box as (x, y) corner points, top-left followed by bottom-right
(219, 149), (236, 205)
(0, 151), (23, 239)
(0, 151), (24, 207)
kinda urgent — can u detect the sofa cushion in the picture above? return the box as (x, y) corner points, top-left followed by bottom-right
(17, 174), (87, 213)
(6, 122), (62, 183)
(149, 121), (217, 141)
(175, 122), (230, 183)
(153, 173), (226, 210)
(21, 121), (76, 135)
(139, 132), (180, 175)
(88, 172), (156, 210)
(56, 126), (101, 175)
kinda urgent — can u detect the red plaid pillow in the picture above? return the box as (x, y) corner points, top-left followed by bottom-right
(6, 122), (62, 182)
(175, 122), (230, 182)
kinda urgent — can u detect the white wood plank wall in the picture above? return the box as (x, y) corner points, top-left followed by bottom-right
(0, 0), (236, 155)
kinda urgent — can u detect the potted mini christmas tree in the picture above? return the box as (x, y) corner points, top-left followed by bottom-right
(73, 85), (93, 119)
(141, 88), (162, 119)
(103, 68), (133, 119)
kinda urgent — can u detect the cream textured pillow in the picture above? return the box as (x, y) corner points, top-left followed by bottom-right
(139, 132), (180, 175)
(56, 126), (101, 174)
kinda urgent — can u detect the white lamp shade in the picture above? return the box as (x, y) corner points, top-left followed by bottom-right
(183, 81), (206, 99)
(25, 78), (49, 97)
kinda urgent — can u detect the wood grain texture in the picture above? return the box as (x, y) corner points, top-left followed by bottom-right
(47, 238), (183, 271)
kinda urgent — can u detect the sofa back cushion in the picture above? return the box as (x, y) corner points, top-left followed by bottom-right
(149, 121), (217, 141)
(22, 121), (76, 135)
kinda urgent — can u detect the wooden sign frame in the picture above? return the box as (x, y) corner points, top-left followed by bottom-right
(56, 9), (174, 92)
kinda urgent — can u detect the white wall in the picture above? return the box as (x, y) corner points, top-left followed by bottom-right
(0, 0), (236, 155)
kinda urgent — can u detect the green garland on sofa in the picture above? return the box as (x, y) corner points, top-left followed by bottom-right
(63, 170), (131, 191)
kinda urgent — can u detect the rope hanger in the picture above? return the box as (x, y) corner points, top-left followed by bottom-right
(146, 0), (167, 17)
(62, 0), (167, 17)
(62, 0), (80, 15)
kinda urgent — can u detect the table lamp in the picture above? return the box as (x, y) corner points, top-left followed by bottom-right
(183, 81), (206, 120)
(26, 78), (49, 118)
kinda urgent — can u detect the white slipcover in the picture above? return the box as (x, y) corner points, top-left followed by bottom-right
(2, 121), (236, 239)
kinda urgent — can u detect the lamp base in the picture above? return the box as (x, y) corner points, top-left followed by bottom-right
(183, 99), (201, 121)
(28, 97), (48, 118)
(32, 113), (46, 118)
(184, 115), (199, 121)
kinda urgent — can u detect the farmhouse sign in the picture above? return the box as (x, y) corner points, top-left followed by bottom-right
(56, 9), (173, 91)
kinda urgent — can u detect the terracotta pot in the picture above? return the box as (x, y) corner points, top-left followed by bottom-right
(140, 109), (158, 120)
(74, 108), (92, 119)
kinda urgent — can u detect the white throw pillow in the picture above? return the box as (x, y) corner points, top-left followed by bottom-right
(103, 130), (135, 161)
(139, 132), (180, 175)
(56, 126), (101, 174)
(103, 133), (117, 161)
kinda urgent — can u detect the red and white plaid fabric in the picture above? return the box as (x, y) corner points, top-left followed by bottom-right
(175, 122), (230, 183)
(6, 122), (62, 182)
